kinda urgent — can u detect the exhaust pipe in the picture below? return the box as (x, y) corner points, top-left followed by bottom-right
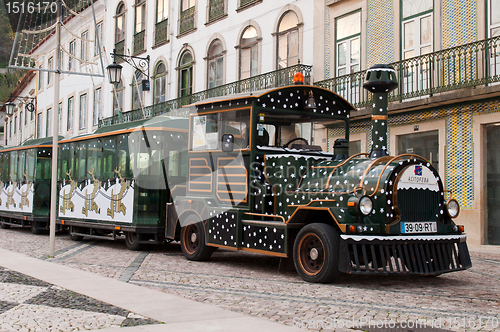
(363, 64), (398, 158)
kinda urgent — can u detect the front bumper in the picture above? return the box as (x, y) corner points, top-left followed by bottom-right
(338, 234), (471, 275)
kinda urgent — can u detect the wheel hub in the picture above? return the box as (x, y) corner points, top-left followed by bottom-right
(191, 232), (197, 243)
(310, 248), (319, 260)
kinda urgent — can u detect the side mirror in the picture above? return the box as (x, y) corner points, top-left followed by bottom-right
(222, 134), (234, 152)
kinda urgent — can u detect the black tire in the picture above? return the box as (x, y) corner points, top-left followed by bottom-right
(293, 223), (341, 283)
(69, 227), (84, 241)
(0, 223), (10, 229)
(31, 221), (43, 235)
(180, 216), (214, 261)
(125, 231), (144, 251)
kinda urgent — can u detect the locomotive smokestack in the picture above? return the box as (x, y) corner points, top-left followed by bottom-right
(363, 64), (398, 158)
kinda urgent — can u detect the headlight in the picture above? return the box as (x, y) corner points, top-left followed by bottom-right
(446, 199), (460, 218)
(359, 196), (373, 216)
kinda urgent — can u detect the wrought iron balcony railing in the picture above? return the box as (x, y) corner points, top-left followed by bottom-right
(133, 30), (146, 55)
(208, 0), (225, 22)
(99, 64), (312, 127)
(155, 19), (168, 46)
(240, 0), (259, 7)
(314, 36), (500, 109)
(114, 40), (125, 62)
(179, 6), (196, 35)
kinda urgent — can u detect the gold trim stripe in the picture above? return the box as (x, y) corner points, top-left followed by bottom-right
(371, 115), (388, 120)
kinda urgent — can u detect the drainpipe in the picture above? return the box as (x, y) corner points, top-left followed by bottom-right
(362, 64), (398, 158)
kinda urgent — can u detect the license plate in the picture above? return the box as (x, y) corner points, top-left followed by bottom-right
(401, 222), (437, 234)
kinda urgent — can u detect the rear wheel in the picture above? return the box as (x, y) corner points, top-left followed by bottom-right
(0, 223), (10, 229)
(69, 226), (84, 241)
(293, 223), (341, 283)
(125, 231), (144, 251)
(180, 216), (214, 261)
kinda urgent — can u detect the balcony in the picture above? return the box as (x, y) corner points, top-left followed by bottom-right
(99, 64), (312, 127)
(208, 0), (225, 23)
(155, 19), (168, 46)
(314, 36), (500, 109)
(133, 30), (145, 55)
(114, 40), (125, 62)
(179, 6), (196, 35)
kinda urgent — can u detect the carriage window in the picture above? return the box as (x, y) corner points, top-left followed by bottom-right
(2, 154), (9, 182)
(118, 134), (132, 178)
(75, 142), (87, 181)
(103, 138), (117, 179)
(191, 109), (250, 151)
(10, 151), (18, 182)
(59, 144), (70, 179)
(167, 133), (188, 177)
(26, 149), (36, 182)
(17, 151), (26, 182)
(87, 139), (102, 179)
(36, 149), (52, 181)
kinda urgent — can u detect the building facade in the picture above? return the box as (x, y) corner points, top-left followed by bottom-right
(316, 0), (500, 246)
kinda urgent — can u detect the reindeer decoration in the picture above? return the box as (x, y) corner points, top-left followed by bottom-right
(60, 169), (77, 214)
(18, 172), (31, 210)
(107, 165), (130, 218)
(6, 175), (17, 209)
(82, 167), (101, 216)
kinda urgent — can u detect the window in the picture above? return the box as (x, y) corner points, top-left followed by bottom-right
(489, 0), (500, 75)
(58, 48), (63, 70)
(135, 0), (146, 33)
(38, 65), (43, 89)
(182, 0), (195, 11)
(36, 113), (42, 138)
(178, 50), (193, 97)
(47, 57), (53, 84)
(240, 26), (258, 79)
(69, 40), (76, 70)
(14, 116), (16, 135)
(93, 88), (101, 126)
(157, 0), (168, 22)
(46, 108), (51, 137)
(58, 103), (62, 134)
(335, 11), (361, 104)
(207, 39), (223, 89)
(335, 11), (361, 76)
(401, 0), (433, 95)
(67, 97), (74, 131)
(132, 71), (144, 110)
(208, 0), (226, 22)
(397, 130), (439, 172)
(95, 22), (103, 56)
(277, 11), (299, 69)
(79, 94), (87, 130)
(81, 30), (88, 62)
(113, 78), (124, 116)
(19, 111), (22, 130)
(24, 109), (27, 125)
(154, 62), (167, 104)
(115, 3), (126, 53)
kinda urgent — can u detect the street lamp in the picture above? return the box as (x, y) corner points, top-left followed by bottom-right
(106, 49), (150, 90)
(5, 101), (15, 116)
(107, 61), (123, 84)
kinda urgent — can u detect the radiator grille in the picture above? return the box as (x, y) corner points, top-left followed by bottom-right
(397, 188), (440, 222)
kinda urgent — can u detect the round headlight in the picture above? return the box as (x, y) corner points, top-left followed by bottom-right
(446, 199), (460, 218)
(359, 196), (373, 216)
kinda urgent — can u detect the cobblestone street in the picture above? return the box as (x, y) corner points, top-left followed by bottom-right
(1, 227), (499, 331)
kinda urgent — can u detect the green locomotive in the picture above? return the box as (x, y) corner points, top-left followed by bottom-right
(168, 65), (471, 283)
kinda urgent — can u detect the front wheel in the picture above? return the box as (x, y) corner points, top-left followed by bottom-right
(125, 231), (144, 251)
(180, 216), (214, 261)
(293, 223), (341, 283)
(0, 223), (10, 229)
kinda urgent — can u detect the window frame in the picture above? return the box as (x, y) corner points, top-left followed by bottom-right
(276, 10), (300, 70)
(79, 93), (87, 130)
(207, 39), (224, 89)
(178, 50), (194, 97)
(239, 25), (259, 79)
(67, 96), (74, 131)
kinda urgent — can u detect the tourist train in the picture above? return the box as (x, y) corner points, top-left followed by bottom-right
(0, 66), (471, 283)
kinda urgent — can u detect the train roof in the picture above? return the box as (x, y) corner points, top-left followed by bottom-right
(191, 85), (356, 119)
(93, 114), (189, 135)
(22, 136), (64, 147)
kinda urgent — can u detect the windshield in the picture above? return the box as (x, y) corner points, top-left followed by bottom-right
(255, 111), (347, 150)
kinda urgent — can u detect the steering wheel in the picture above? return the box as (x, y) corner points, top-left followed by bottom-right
(283, 137), (309, 149)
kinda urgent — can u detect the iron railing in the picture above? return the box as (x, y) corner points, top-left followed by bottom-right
(155, 19), (168, 46)
(179, 6), (196, 35)
(315, 36), (500, 109)
(114, 40), (125, 61)
(240, 0), (259, 7)
(99, 64), (312, 127)
(133, 30), (145, 55)
(208, 0), (225, 22)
